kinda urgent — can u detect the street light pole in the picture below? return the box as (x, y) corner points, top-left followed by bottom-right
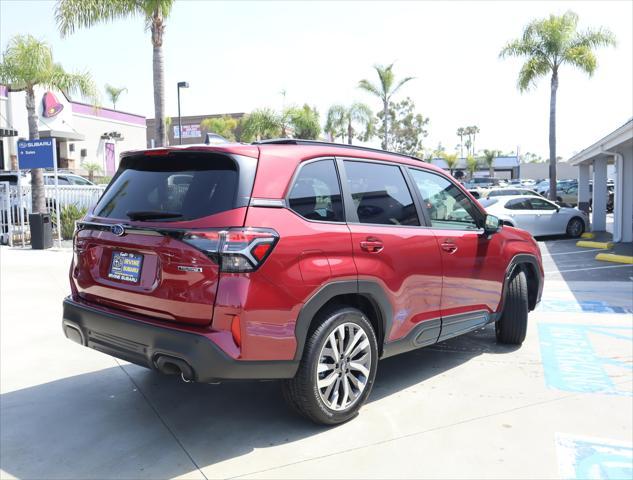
(177, 81), (189, 145)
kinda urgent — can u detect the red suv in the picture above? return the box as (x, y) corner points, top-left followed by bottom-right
(63, 140), (543, 425)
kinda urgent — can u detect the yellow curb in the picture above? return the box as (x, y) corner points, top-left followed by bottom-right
(580, 232), (595, 239)
(595, 253), (633, 264)
(576, 240), (613, 249)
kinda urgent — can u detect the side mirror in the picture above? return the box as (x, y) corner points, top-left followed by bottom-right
(483, 214), (502, 236)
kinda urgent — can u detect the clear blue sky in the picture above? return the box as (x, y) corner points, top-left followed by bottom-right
(1, 0), (631, 159)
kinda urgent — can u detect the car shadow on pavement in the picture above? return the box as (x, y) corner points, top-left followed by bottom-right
(0, 324), (515, 479)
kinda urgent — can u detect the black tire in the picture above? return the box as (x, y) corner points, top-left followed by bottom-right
(496, 270), (528, 345)
(282, 306), (378, 425)
(566, 217), (584, 238)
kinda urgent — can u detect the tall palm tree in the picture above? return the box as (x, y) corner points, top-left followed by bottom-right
(325, 103), (373, 144)
(56, 0), (174, 147)
(466, 155), (479, 179)
(500, 11), (615, 200)
(469, 125), (480, 156)
(358, 63), (414, 150)
(0, 34), (97, 213)
(456, 127), (465, 158)
(482, 149), (500, 178)
(105, 84), (127, 110)
(441, 152), (459, 177)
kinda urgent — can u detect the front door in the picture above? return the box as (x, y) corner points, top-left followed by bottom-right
(408, 168), (506, 340)
(527, 197), (561, 235)
(105, 142), (115, 175)
(341, 159), (443, 344)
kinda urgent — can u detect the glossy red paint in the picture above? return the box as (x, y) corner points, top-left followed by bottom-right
(68, 142), (543, 368)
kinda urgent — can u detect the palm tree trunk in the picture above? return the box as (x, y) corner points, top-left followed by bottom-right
(25, 87), (46, 214)
(548, 71), (558, 201)
(489, 161), (494, 178)
(347, 120), (353, 145)
(459, 134), (463, 158)
(151, 12), (166, 147)
(382, 99), (388, 150)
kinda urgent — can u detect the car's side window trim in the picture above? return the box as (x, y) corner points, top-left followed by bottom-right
(284, 157), (347, 225)
(336, 156), (425, 228)
(407, 167), (486, 231)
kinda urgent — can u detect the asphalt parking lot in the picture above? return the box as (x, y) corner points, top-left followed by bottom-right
(1, 242), (632, 479)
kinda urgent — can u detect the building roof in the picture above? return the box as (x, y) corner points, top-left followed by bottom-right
(569, 117), (633, 166)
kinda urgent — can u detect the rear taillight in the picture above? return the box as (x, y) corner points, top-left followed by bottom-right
(181, 227), (278, 273)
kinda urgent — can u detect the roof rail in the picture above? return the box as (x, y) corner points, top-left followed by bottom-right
(252, 138), (421, 162)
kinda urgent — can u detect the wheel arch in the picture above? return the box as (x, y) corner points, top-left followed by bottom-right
(501, 254), (542, 312)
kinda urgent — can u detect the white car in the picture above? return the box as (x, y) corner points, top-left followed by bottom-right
(480, 195), (588, 238)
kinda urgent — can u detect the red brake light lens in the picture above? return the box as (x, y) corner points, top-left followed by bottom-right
(181, 228), (278, 273)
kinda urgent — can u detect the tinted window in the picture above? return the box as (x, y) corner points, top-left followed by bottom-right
(488, 189), (518, 197)
(94, 153), (240, 221)
(505, 199), (532, 210)
(410, 169), (480, 229)
(344, 161), (419, 226)
(288, 160), (344, 222)
(44, 176), (70, 185)
(70, 176), (92, 185)
(529, 198), (557, 210)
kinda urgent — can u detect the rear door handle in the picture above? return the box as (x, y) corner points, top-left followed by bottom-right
(441, 242), (458, 254)
(360, 239), (384, 253)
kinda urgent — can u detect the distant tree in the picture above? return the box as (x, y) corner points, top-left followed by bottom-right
(286, 104), (321, 140)
(201, 116), (238, 141)
(500, 11), (615, 199)
(241, 108), (281, 141)
(0, 34), (97, 213)
(441, 152), (459, 176)
(82, 161), (102, 182)
(466, 155), (479, 179)
(325, 103), (373, 144)
(456, 127), (465, 158)
(358, 63), (414, 149)
(105, 84), (127, 109)
(377, 97), (429, 156)
(469, 125), (480, 155)
(482, 149), (501, 178)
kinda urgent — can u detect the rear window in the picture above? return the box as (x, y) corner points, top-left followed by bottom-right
(94, 152), (254, 221)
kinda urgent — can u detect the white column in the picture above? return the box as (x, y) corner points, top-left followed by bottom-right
(614, 150), (633, 242)
(592, 157), (608, 231)
(577, 163), (591, 215)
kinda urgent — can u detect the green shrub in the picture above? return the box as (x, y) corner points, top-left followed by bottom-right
(60, 204), (88, 240)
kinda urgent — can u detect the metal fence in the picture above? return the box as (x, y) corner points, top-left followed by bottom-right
(0, 182), (106, 246)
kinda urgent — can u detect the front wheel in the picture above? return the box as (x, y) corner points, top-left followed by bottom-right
(566, 217), (584, 238)
(282, 307), (378, 425)
(496, 270), (528, 345)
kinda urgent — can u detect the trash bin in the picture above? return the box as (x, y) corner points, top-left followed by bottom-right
(29, 213), (53, 249)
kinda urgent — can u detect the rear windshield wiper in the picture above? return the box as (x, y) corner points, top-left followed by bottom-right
(126, 210), (184, 221)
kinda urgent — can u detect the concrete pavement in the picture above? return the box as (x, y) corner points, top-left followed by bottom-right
(1, 243), (631, 479)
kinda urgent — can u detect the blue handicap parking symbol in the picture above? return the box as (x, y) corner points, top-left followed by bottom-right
(557, 434), (633, 480)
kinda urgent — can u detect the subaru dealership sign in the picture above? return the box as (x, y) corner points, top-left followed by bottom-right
(17, 139), (56, 169)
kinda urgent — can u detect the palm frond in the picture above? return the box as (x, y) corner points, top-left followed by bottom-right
(56, 0), (141, 37)
(517, 56), (551, 92)
(358, 79), (381, 98)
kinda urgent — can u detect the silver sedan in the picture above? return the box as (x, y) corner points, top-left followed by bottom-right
(479, 195), (589, 237)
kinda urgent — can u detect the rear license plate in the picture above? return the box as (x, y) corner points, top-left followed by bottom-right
(108, 251), (143, 283)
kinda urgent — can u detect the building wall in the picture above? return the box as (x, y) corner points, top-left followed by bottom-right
(146, 112), (245, 147)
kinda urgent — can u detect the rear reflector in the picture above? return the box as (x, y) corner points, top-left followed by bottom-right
(181, 227), (278, 273)
(231, 316), (242, 347)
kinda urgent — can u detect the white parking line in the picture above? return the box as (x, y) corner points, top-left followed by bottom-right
(545, 264), (633, 274)
(540, 249), (604, 257)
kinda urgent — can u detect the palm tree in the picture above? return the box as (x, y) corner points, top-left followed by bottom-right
(105, 84), (127, 110)
(358, 63), (414, 150)
(325, 103), (373, 144)
(466, 155), (479, 179)
(500, 11), (615, 200)
(469, 125), (480, 156)
(286, 104), (321, 140)
(456, 127), (465, 158)
(0, 34), (97, 214)
(482, 149), (500, 178)
(241, 108), (281, 142)
(441, 152), (459, 176)
(56, 0), (174, 147)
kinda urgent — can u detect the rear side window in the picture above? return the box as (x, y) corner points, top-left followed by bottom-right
(505, 199), (532, 210)
(288, 160), (344, 222)
(94, 153), (250, 221)
(344, 161), (419, 226)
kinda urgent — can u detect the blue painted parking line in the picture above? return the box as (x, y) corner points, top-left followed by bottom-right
(537, 299), (633, 314)
(556, 434), (633, 480)
(539, 323), (632, 396)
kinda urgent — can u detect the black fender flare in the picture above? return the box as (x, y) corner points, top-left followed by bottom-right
(499, 253), (543, 313)
(293, 280), (393, 361)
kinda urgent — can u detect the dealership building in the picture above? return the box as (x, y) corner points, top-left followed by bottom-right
(0, 85), (146, 175)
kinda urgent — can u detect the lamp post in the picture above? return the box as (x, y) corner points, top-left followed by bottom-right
(177, 81), (189, 145)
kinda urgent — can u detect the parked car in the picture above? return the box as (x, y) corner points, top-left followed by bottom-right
(536, 179), (577, 197)
(43, 172), (95, 186)
(480, 195), (588, 237)
(462, 177), (503, 189)
(560, 184), (614, 212)
(482, 187), (545, 199)
(62, 140), (544, 425)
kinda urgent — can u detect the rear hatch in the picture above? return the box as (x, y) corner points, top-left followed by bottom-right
(72, 150), (257, 326)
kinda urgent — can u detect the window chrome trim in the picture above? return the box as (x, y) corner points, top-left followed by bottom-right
(250, 198), (286, 208)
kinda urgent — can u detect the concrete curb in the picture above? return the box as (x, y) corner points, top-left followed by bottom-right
(576, 240), (613, 249)
(595, 253), (633, 264)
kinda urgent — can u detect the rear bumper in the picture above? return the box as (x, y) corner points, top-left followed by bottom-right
(62, 297), (298, 382)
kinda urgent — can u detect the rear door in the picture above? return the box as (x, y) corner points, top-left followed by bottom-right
(504, 198), (537, 232)
(72, 151), (256, 326)
(527, 197), (561, 235)
(341, 159), (443, 343)
(408, 168), (506, 337)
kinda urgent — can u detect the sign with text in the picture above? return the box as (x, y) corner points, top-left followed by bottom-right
(173, 124), (201, 139)
(17, 139), (56, 169)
